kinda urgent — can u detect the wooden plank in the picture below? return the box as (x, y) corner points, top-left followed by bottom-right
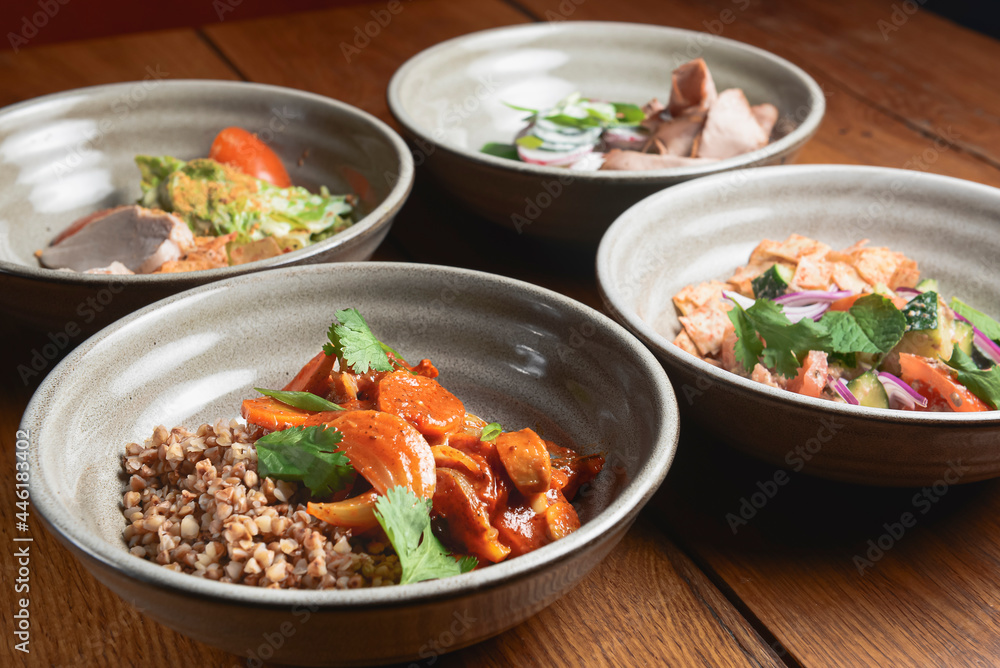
(0, 29), (240, 107)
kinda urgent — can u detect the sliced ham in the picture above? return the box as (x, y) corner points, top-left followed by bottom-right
(600, 148), (717, 171)
(640, 98), (667, 132)
(39, 205), (195, 274)
(695, 89), (769, 160)
(668, 58), (718, 117)
(751, 103), (779, 139)
(648, 111), (706, 156)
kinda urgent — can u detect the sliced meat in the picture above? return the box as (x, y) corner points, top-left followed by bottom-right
(600, 148), (717, 171)
(648, 112), (706, 156)
(751, 103), (779, 139)
(695, 89), (769, 160)
(668, 58), (718, 117)
(640, 98), (667, 132)
(40, 205), (194, 274)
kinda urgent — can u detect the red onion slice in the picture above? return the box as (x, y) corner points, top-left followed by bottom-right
(517, 143), (594, 166)
(774, 290), (852, 306)
(954, 313), (1000, 366)
(828, 375), (860, 405)
(877, 372), (928, 409)
(783, 302), (831, 323)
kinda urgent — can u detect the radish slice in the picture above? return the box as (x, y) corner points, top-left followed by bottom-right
(517, 143), (593, 166)
(603, 127), (648, 150)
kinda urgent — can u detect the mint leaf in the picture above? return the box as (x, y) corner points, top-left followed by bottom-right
(822, 310), (882, 355)
(481, 142), (520, 160)
(745, 299), (831, 378)
(256, 425), (354, 497)
(254, 388), (343, 412)
(727, 305), (763, 373)
(849, 294), (907, 354)
(323, 308), (394, 374)
(373, 487), (477, 584)
(947, 349), (1000, 409)
(479, 422), (502, 442)
(951, 298), (1000, 341)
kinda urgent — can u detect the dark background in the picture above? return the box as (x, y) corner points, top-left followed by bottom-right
(0, 0), (998, 51)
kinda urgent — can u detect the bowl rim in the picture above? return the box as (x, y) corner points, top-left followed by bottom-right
(386, 20), (826, 182)
(597, 162), (1000, 426)
(0, 79), (415, 284)
(22, 261), (680, 608)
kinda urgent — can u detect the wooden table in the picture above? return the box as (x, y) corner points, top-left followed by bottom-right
(3, 1), (1000, 665)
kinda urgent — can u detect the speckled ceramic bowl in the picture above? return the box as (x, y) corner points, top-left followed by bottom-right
(597, 164), (1000, 486)
(387, 21), (824, 246)
(0, 80), (413, 335)
(22, 262), (679, 666)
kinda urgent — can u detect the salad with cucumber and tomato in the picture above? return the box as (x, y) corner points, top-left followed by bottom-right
(37, 127), (355, 275)
(671, 234), (1000, 412)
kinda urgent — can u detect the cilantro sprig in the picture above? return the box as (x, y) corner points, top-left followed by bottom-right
(254, 388), (343, 412)
(374, 487), (478, 584)
(255, 425), (354, 497)
(323, 308), (402, 374)
(728, 294), (906, 378)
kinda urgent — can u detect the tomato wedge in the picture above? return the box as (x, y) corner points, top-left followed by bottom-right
(209, 127), (291, 187)
(898, 353), (989, 412)
(787, 350), (828, 398)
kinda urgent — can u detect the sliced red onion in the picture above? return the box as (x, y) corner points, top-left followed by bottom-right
(517, 143), (594, 166)
(954, 313), (1000, 366)
(774, 289), (852, 306)
(603, 127), (648, 151)
(723, 290), (755, 310)
(877, 372), (928, 409)
(828, 375), (860, 405)
(783, 302), (831, 323)
(895, 287), (921, 297)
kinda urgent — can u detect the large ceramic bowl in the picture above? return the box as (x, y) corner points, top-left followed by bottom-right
(387, 21), (824, 247)
(22, 262), (679, 666)
(597, 164), (1000, 486)
(0, 80), (413, 335)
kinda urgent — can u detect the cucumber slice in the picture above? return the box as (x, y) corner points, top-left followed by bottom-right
(896, 292), (954, 362)
(847, 370), (890, 409)
(953, 320), (974, 356)
(752, 264), (793, 301)
(903, 291), (938, 331)
(916, 278), (939, 293)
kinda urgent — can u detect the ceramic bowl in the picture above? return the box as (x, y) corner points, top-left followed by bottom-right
(597, 164), (1000, 486)
(0, 80), (413, 335)
(387, 21), (824, 247)
(22, 262), (679, 666)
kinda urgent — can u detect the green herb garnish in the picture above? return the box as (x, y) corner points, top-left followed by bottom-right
(728, 299), (832, 378)
(254, 388), (344, 412)
(374, 487), (478, 584)
(255, 425), (354, 497)
(480, 143), (520, 160)
(479, 423), (503, 442)
(947, 348), (1000, 409)
(951, 297), (1000, 342)
(323, 308), (395, 374)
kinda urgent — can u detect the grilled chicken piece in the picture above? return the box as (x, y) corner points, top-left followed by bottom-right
(600, 148), (716, 171)
(668, 58), (718, 117)
(695, 88), (769, 160)
(40, 205), (194, 274)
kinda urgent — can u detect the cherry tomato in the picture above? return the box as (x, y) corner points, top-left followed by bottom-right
(209, 127), (291, 187)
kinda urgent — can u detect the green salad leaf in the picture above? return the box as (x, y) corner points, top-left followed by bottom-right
(254, 388), (343, 412)
(947, 348), (1000, 409)
(612, 102), (646, 126)
(374, 487), (478, 584)
(845, 294), (907, 353)
(480, 143), (520, 160)
(728, 299), (831, 378)
(323, 308), (395, 374)
(951, 298), (1000, 341)
(255, 425), (354, 497)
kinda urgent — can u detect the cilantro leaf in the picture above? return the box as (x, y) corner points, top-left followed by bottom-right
(323, 308), (395, 374)
(951, 298), (1000, 341)
(374, 487), (477, 584)
(254, 388), (344, 412)
(947, 348), (1000, 409)
(255, 425), (354, 497)
(479, 422), (502, 442)
(849, 294), (907, 353)
(744, 299), (831, 378)
(726, 305), (763, 373)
